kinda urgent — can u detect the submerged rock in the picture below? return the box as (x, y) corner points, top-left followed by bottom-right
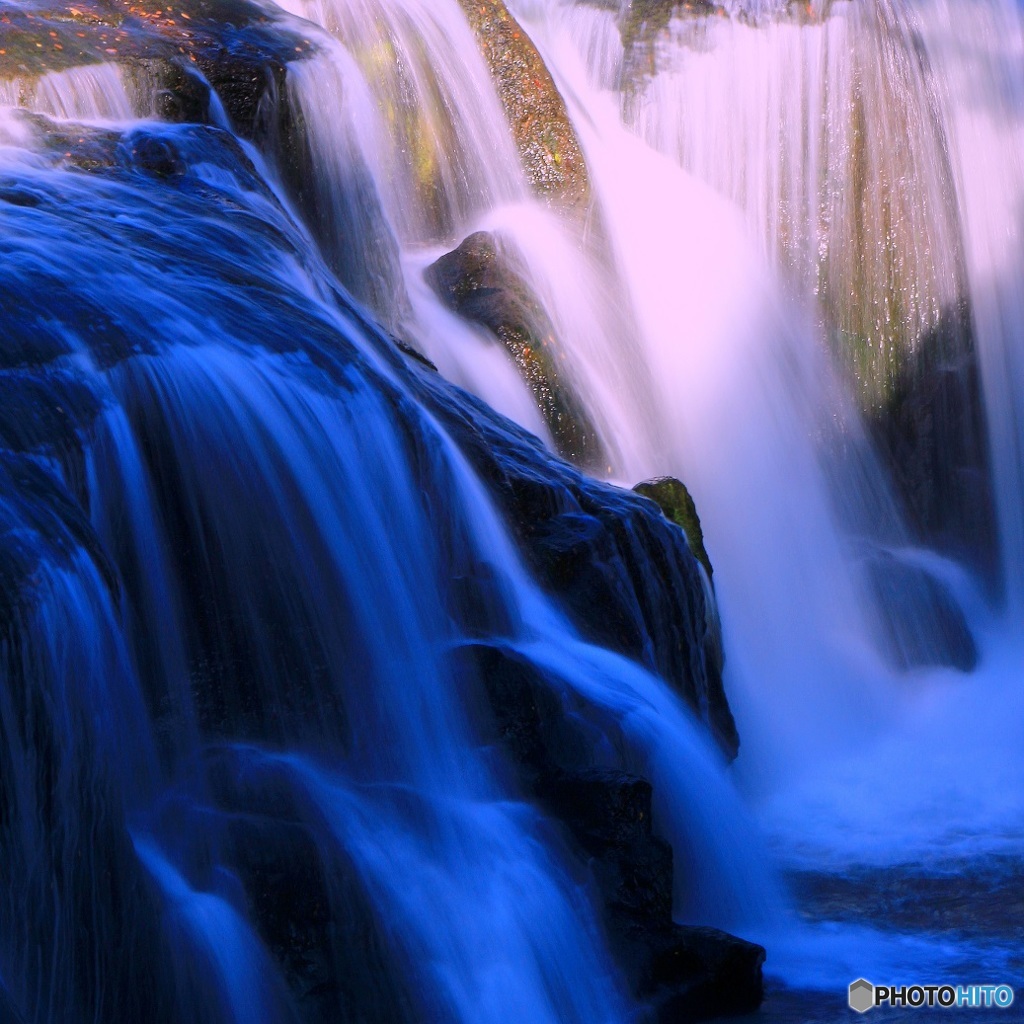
(454, 0), (591, 212)
(864, 550), (978, 673)
(426, 230), (605, 468)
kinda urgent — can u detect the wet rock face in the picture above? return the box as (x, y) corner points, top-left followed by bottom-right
(126, 57), (212, 123)
(209, 759), (419, 1024)
(407, 415), (744, 1014)
(453, 0), (590, 212)
(426, 230), (605, 469)
(544, 770), (764, 1023)
(418, 371), (738, 759)
(0, 0), (313, 136)
(621, 0), (721, 56)
(458, 643), (764, 1021)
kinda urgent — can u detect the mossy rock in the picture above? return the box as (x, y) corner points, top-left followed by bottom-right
(633, 476), (713, 581)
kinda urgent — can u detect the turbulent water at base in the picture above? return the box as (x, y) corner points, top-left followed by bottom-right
(2, 0), (1024, 1020)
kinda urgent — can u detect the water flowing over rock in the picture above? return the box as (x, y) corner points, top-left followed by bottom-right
(0, 104), (753, 1022)
(864, 551), (978, 672)
(0, 0), (313, 131)
(0, 0), (410, 320)
(869, 302), (998, 586)
(454, 644), (762, 1019)
(619, 0), (999, 589)
(425, 230), (605, 468)
(5, 0), (1024, 1018)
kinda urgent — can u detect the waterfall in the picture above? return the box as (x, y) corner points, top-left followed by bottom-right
(0, 47), (770, 1022)
(272, 0), (1024, 988)
(909, 0), (1024, 614)
(0, 65), (135, 122)
(504, 0), (1024, 985)
(2, 0), (1023, 1017)
(275, 0), (526, 245)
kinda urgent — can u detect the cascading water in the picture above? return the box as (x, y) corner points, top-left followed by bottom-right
(0, 31), (771, 1023)
(486, 0), (1024, 1000)
(911, 0), (1024, 614)
(3, 0), (1024, 1019)
(266, 0), (1024, 1001)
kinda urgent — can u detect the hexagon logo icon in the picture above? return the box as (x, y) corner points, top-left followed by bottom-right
(849, 979), (874, 1013)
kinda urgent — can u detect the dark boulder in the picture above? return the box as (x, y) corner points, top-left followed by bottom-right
(454, 641), (587, 781)
(639, 925), (766, 1022)
(426, 230), (605, 468)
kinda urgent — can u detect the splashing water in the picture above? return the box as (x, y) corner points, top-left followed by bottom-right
(499, 0), (1024, 992)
